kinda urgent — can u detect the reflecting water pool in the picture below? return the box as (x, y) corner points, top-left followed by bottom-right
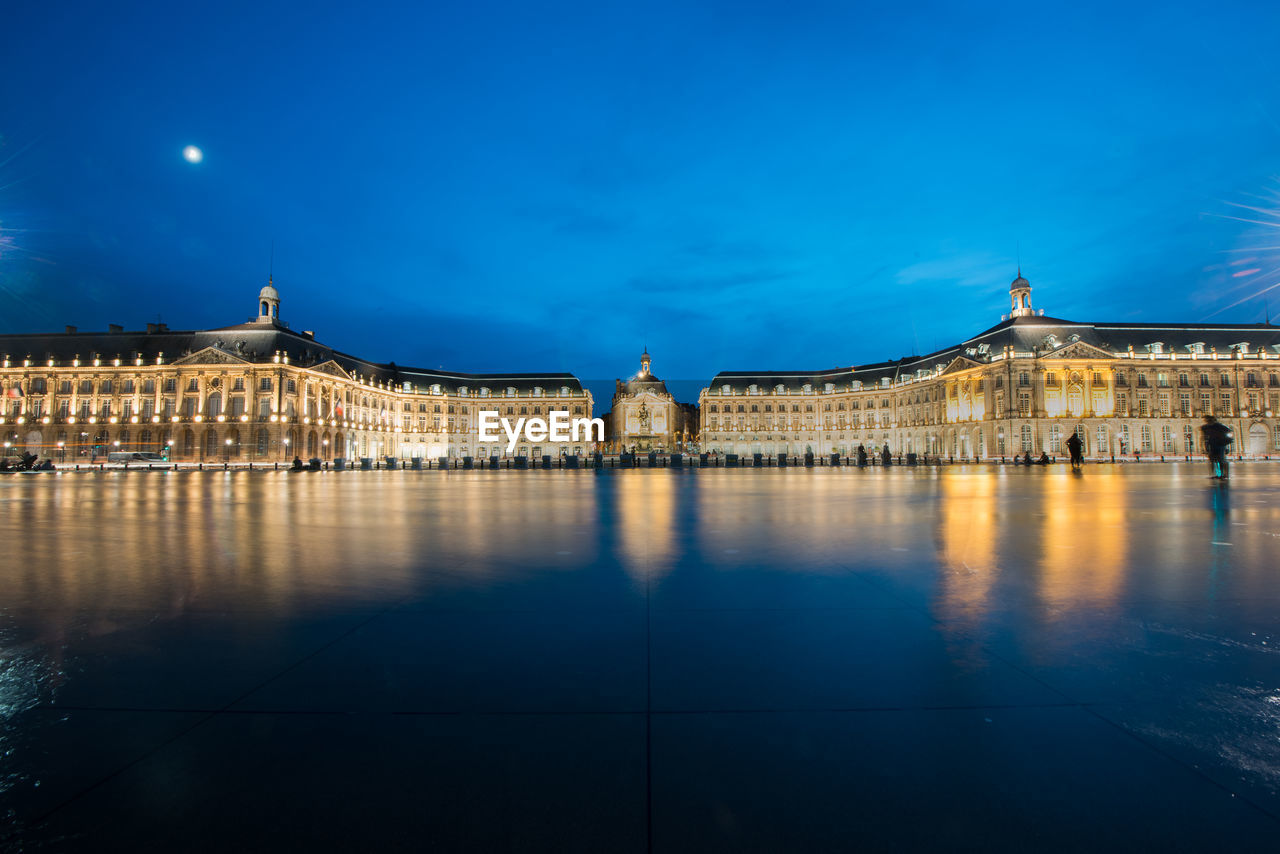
(2, 465), (1280, 850)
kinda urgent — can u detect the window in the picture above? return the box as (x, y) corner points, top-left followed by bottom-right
(1018, 372), (1030, 387)
(1138, 398), (1148, 418)
(1183, 425), (1194, 453)
(101, 379), (114, 394)
(1049, 425), (1061, 453)
(1162, 425), (1173, 453)
(1021, 424), (1033, 452)
(122, 380), (135, 394)
(1136, 374), (1148, 388)
(79, 379), (93, 394)
(259, 377), (272, 391)
(1179, 394), (1190, 416)
(286, 380), (296, 394)
(1140, 425), (1152, 452)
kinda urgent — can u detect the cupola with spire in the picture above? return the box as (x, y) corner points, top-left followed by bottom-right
(1009, 269), (1033, 318)
(257, 278), (281, 324)
(639, 347), (651, 377)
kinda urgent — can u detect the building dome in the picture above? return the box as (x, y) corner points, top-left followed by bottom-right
(1010, 273), (1030, 291)
(257, 279), (281, 323)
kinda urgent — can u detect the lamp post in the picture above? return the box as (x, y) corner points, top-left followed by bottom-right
(165, 439), (174, 462)
(224, 437), (232, 463)
(282, 436), (290, 462)
(57, 440), (65, 464)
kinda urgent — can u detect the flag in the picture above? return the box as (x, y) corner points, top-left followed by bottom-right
(5, 385), (22, 399)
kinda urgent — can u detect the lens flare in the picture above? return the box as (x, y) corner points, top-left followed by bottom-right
(1206, 184), (1280, 318)
(182, 145), (203, 164)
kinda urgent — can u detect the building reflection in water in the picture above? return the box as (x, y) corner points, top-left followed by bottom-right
(615, 469), (676, 583)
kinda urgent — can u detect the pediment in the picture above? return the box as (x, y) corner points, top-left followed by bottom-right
(940, 356), (984, 375)
(1041, 340), (1113, 361)
(309, 360), (352, 380)
(617, 389), (672, 404)
(172, 346), (251, 366)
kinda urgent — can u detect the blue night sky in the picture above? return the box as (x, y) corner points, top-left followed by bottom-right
(4, 0), (1280, 405)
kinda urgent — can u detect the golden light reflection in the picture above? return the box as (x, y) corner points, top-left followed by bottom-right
(1036, 469), (1127, 606)
(934, 469), (999, 626)
(616, 470), (676, 581)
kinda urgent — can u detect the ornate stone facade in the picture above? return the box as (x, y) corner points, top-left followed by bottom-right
(0, 285), (593, 462)
(605, 350), (697, 452)
(700, 274), (1280, 459)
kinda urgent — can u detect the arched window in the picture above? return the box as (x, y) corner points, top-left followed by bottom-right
(256, 429), (269, 456)
(206, 392), (222, 418)
(205, 429), (218, 457)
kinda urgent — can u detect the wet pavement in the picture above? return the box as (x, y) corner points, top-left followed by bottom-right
(1, 464), (1279, 851)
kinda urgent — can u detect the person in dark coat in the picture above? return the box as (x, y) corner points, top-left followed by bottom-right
(881, 444), (892, 467)
(1201, 416), (1232, 479)
(1065, 431), (1084, 470)
(1023, 451), (1033, 466)
(856, 444), (867, 467)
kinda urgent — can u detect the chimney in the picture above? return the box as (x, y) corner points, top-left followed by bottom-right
(108, 323), (123, 334)
(65, 325), (77, 334)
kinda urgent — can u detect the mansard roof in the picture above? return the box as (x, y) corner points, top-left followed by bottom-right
(708, 315), (1280, 393)
(0, 321), (585, 394)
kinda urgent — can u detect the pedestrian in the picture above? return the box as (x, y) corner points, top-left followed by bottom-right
(1200, 415), (1233, 480)
(856, 444), (867, 467)
(881, 443), (892, 467)
(1023, 451), (1032, 466)
(1065, 431), (1083, 471)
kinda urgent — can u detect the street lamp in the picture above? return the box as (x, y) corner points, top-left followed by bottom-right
(224, 437), (232, 462)
(165, 439), (174, 462)
(57, 440), (65, 463)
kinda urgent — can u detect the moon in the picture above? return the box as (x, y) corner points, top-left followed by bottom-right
(182, 145), (203, 164)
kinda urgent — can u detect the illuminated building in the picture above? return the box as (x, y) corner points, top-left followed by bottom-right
(0, 284), (592, 462)
(603, 349), (698, 452)
(700, 273), (1280, 459)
